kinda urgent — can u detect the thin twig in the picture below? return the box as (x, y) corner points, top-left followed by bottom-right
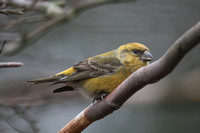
(0, 40), (23, 68)
(0, 62), (23, 68)
(1, 0), (135, 55)
(0, 0), (65, 14)
(11, 107), (39, 133)
(0, 8), (23, 15)
(5, 120), (26, 133)
(1, 105), (38, 133)
(0, 40), (6, 54)
(2, 15), (46, 29)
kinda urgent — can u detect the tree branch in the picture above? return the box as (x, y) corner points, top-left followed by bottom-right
(1, 0), (135, 55)
(0, 8), (23, 15)
(0, 40), (6, 54)
(2, 15), (45, 29)
(59, 21), (200, 133)
(11, 107), (39, 133)
(0, 40), (23, 68)
(1, 105), (38, 133)
(0, 62), (23, 68)
(0, 0), (65, 15)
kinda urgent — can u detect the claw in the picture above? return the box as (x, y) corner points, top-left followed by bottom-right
(101, 93), (108, 99)
(92, 93), (109, 104)
(92, 97), (102, 104)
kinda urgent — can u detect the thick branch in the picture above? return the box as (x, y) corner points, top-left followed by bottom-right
(59, 107), (94, 133)
(59, 21), (200, 133)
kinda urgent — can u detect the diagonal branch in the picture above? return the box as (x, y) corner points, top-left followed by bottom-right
(0, 8), (23, 15)
(0, 40), (6, 54)
(58, 21), (200, 133)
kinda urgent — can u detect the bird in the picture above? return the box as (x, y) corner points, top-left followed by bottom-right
(28, 42), (153, 100)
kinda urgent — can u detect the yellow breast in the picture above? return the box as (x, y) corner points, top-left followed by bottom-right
(80, 67), (131, 94)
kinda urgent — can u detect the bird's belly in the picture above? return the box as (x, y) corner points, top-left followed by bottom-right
(78, 70), (130, 98)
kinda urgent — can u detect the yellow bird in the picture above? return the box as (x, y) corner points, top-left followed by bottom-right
(28, 42), (153, 99)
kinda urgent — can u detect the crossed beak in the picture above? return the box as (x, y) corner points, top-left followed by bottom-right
(140, 51), (153, 61)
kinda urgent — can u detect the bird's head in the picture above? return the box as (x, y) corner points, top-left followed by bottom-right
(116, 42), (153, 68)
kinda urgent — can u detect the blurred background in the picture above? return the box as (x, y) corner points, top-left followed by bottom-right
(0, 0), (200, 133)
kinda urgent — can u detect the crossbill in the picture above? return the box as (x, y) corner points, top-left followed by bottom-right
(28, 42), (153, 99)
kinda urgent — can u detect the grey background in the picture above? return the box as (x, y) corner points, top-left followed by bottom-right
(0, 0), (200, 133)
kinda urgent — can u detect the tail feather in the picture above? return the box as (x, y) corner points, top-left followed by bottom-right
(28, 74), (74, 93)
(53, 86), (74, 93)
(28, 75), (66, 84)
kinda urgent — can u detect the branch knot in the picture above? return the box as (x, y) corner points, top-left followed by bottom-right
(105, 100), (121, 110)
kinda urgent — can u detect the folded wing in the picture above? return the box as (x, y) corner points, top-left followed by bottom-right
(28, 56), (122, 93)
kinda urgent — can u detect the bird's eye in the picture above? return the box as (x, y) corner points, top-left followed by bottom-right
(132, 49), (142, 55)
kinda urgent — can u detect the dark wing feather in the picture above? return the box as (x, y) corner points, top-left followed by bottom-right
(88, 57), (121, 73)
(53, 85), (73, 93)
(60, 56), (122, 82)
(73, 60), (91, 71)
(28, 57), (121, 85)
(53, 57), (121, 93)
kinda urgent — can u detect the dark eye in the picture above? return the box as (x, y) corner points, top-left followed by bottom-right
(132, 49), (142, 55)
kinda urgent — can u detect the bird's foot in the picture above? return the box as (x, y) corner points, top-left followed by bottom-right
(92, 93), (109, 104)
(101, 93), (108, 99)
(92, 97), (102, 104)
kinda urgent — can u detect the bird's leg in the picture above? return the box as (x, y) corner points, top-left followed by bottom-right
(92, 93), (109, 104)
(92, 97), (102, 104)
(101, 93), (109, 99)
